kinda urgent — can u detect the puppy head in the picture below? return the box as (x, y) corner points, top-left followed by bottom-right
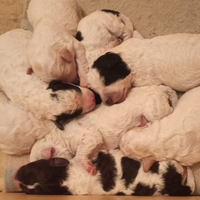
(32, 48), (78, 84)
(88, 52), (132, 105)
(47, 80), (96, 129)
(13, 158), (71, 195)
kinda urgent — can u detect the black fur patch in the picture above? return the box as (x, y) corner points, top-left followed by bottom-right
(47, 80), (81, 93)
(15, 158), (71, 195)
(75, 31), (83, 41)
(161, 165), (192, 196)
(132, 183), (157, 196)
(149, 162), (159, 174)
(54, 109), (82, 130)
(96, 152), (117, 192)
(92, 52), (131, 86)
(121, 157), (141, 188)
(101, 9), (120, 17)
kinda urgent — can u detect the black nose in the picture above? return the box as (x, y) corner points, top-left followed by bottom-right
(105, 98), (113, 105)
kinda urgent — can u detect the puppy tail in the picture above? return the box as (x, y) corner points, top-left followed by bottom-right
(159, 85), (178, 108)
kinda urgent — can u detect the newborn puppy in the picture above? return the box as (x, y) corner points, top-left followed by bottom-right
(120, 86), (200, 172)
(0, 29), (95, 129)
(30, 85), (178, 175)
(88, 33), (200, 104)
(76, 9), (136, 81)
(13, 149), (195, 196)
(27, 0), (89, 86)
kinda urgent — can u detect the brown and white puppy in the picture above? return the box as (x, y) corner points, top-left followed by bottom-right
(30, 85), (178, 175)
(13, 149), (195, 196)
(27, 0), (89, 86)
(0, 29), (95, 130)
(120, 86), (200, 172)
(87, 33), (200, 105)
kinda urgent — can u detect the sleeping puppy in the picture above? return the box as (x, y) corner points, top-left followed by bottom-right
(120, 86), (200, 173)
(87, 33), (200, 105)
(76, 9), (141, 77)
(0, 29), (95, 130)
(13, 149), (195, 196)
(30, 85), (178, 175)
(27, 0), (89, 86)
(76, 9), (134, 52)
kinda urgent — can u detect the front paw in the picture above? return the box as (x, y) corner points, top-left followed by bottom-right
(79, 78), (90, 88)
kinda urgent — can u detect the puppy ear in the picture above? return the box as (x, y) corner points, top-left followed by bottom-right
(60, 49), (73, 63)
(47, 80), (62, 91)
(142, 157), (155, 173)
(49, 157), (69, 167)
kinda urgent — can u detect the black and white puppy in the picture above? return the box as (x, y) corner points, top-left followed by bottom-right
(13, 149), (195, 196)
(87, 33), (200, 104)
(0, 29), (96, 130)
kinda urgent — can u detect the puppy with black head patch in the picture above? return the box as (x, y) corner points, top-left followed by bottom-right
(88, 33), (200, 105)
(13, 149), (195, 196)
(0, 29), (95, 130)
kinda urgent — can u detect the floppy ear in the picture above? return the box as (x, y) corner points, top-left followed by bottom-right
(49, 157), (69, 167)
(47, 80), (63, 91)
(54, 109), (83, 131)
(142, 157), (155, 173)
(60, 49), (73, 63)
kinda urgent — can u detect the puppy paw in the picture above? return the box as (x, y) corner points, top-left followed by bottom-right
(79, 78), (90, 88)
(85, 161), (97, 175)
(80, 160), (97, 175)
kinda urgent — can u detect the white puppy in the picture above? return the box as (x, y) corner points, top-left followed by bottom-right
(120, 86), (200, 173)
(14, 149), (195, 196)
(0, 29), (95, 129)
(87, 34), (200, 104)
(0, 91), (54, 155)
(27, 0), (89, 86)
(30, 85), (178, 175)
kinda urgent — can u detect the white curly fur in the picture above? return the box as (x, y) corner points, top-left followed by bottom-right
(120, 86), (200, 171)
(0, 91), (53, 155)
(87, 33), (200, 104)
(27, 0), (89, 86)
(0, 29), (95, 122)
(30, 85), (178, 175)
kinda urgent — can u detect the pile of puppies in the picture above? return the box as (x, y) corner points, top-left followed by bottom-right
(1, 0), (200, 196)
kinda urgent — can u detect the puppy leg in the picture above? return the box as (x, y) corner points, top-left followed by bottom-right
(75, 130), (104, 175)
(133, 30), (144, 39)
(119, 13), (134, 40)
(185, 167), (195, 194)
(74, 40), (90, 87)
